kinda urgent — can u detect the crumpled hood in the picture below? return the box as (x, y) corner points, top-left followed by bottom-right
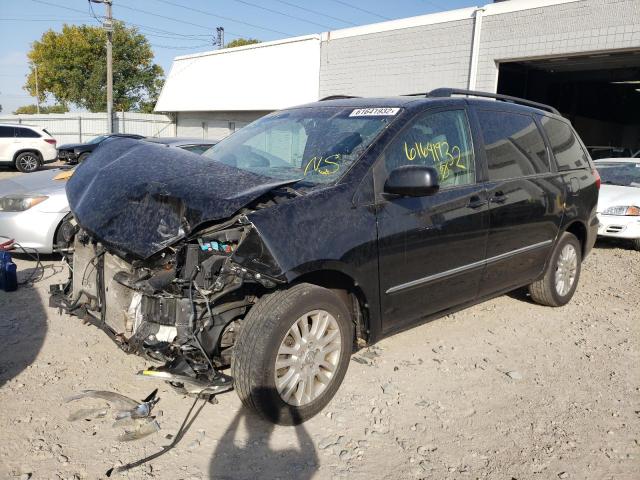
(66, 138), (298, 259)
(597, 184), (640, 212)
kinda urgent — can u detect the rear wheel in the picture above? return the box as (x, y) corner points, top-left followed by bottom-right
(15, 152), (41, 173)
(232, 283), (353, 425)
(631, 238), (640, 252)
(529, 232), (581, 307)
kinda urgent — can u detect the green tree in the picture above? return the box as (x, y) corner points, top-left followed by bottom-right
(225, 38), (261, 49)
(13, 104), (68, 114)
(25, 22), (164, 113)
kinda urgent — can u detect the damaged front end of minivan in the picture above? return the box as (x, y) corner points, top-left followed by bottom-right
(50, 139), (299, 394)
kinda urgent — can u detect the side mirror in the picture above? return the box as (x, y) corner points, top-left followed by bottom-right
(383, 165), (439, 197)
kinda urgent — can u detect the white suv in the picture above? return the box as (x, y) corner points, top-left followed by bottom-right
(0, 124), (58, 173)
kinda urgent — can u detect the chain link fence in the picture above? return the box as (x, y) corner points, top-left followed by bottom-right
(0, 112), (176, 144)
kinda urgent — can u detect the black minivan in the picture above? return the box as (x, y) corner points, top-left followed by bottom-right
(53, 88), (600, 425)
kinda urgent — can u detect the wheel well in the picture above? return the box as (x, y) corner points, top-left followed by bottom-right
(564, 221), (587, 257)
(13, 149), (43, 163)
(52, 213), (73, 249)
(293, 270), (370, 346)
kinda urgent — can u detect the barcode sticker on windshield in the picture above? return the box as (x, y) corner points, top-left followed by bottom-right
(349, 107), (400, 117)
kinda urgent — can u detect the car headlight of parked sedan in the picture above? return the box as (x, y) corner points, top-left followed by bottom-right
(601, 205), (640, 216)
(0, 195), (49, 212)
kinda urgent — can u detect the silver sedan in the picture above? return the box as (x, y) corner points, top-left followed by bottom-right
(0, 167), (73, 253)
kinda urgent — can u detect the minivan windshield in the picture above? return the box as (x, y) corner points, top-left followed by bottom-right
(597, 161), (640, 187)
(202, 106), (400, 184)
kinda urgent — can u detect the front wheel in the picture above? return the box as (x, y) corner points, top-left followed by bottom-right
(631, 238), (640, 252)
(15, 152), (41, 173)
(77, 152), (90, 163)
(232, 283), (353, 425)
(529, 232), (582, 307)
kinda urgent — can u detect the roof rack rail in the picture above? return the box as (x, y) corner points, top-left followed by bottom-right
(426, 88), (560, 115)
(319, 95), (361, 101)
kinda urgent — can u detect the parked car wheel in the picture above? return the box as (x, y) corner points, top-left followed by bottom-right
(77, 152), (90, 163)
(54, 214), (76, 253)
(15, 152), (41, 173)
(631, 238), (640, 251)
(232, 283), (353, 425)
(529, 232), (582, 307)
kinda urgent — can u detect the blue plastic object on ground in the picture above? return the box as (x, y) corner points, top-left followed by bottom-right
(0, 251), (18, 292)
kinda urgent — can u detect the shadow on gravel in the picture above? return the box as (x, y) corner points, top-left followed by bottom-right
(506, 287), (534, 304)
(209, 394), (318, 480)
(594, 238), (636, 251)
(0, 257), (49, 387)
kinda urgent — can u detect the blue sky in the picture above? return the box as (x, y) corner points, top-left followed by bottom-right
(0, 0), (478, 113)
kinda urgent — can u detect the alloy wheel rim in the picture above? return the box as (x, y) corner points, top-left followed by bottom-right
(19, 154), (38, 172)
(274, 309), (342, 406)
(555, 244), (577, 296)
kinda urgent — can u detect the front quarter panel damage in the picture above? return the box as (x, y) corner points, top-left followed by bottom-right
(233, 182), (382, 339)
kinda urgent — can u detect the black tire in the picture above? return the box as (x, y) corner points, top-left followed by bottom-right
(15, 151), (41, 173)
(529, 232), (582, 307)
(631, 238), (640, 252)
(54, 214), (76, 253)
(232, 283), (353, 425)
(77, 152), (90, 163)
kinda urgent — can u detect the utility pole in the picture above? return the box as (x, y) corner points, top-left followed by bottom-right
(106, 0), (113, 134)
(34, 64), (40, 114)
(90, 0), (113, 133)
(216, 27), (224, 49)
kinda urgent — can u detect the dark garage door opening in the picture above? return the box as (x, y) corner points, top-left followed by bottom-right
(497, 50), (640, 157)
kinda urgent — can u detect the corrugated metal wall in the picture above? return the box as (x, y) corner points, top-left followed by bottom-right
(0, 112), (176, 144)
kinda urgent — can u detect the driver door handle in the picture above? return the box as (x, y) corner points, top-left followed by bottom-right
(467, 195), (486, 209)
(490, 191), (508, 204)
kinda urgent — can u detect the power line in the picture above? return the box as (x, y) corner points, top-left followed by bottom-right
(116, 4), (214, 32)
(326, 0), (391, 21)
(150, 0), (293, 37)
(420, 0), (448, 11)
(150, 43), (212, 50)
(272, 0), (357, 26)
(118, 18), (242, 40)
(229, 0), (333, 29)
(29, 0), (101, 23)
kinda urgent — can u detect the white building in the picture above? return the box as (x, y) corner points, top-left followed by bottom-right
(155, 0), (640, 149)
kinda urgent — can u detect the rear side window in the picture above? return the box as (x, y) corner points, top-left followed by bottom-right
(0, 126), (14, 138)
(477, 110), (550, 181)
(15, 127), (41, 138)
(540, 117), (589, 171)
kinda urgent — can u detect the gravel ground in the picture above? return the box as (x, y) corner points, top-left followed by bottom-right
(0, 167), (638, 480)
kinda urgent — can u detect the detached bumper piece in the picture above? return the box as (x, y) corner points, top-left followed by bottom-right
(139, 363), (233, 396)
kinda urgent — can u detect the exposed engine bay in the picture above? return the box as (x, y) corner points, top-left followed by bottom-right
(51, 203), (288, 394)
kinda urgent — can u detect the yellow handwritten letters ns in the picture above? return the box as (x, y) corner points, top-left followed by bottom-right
(304, 154), (340, 176)
(403, 141), (464, 180)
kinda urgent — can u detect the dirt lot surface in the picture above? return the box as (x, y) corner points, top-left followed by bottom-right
(0, 168), (639, 480)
